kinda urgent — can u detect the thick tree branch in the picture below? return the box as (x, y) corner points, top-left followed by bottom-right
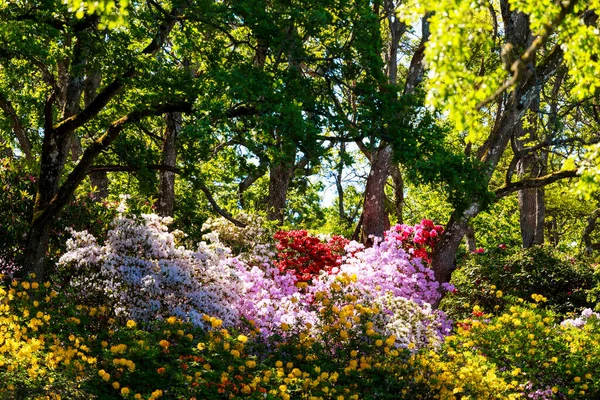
(88, 164), (182, 173)
(495, 169), (578, 198)
(32, 101), (192, 226)
(53, 1), (191, 136)
(0, 91), (32, 160)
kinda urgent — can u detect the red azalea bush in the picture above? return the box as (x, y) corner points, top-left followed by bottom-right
(274, 230), (349, 282)
(386, 219), (444, 263)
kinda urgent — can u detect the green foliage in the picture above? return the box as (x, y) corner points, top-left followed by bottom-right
(66, 0), (129, 29)
(471, 195), (522, 250)
(442, 245), (597, 320)
(387, 99), (493, 212)
(399, 0), (600, 141)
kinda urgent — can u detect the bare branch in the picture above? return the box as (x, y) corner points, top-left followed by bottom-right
(495, 169), (578, 198)
(53, 1), (192, 136)
(88, 164), (182, 174)
(32, 101), (192, 227)
(195, 180), (247, 228)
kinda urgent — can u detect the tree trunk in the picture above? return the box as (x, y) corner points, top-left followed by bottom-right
(23, 218), (53, 280)
(267, 159), (295, 225)
(362, 145), (392, 243)
(157, 112), (181, 217)
(23, 126), (72, 279)
(335, 142), (347, 222)
(583, 209), (600, 254)
(84, 65), (110, 200)
(390, 164), (404, 224)
(465, 224), (477, 252)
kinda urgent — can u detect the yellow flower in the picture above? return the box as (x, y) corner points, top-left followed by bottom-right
(31, 282), (39, 290)
(237, 334), (248, 343)
(281, 322), (290, 332)
(134, 395), (142, 400)
(22, 281), (30, 290)
(159, 340), (170, 349)
(245, 360), (256, 368)
(167, 316), (177, 324)
(126, 320), (136, 329)
(375, 339), (383, 347)
(112, 381), (120, 389)
(121, 387), (130, 396)
(197, 342), (205, 351)
(574, 377), (581, 383)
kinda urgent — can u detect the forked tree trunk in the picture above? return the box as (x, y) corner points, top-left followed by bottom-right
(362, 145), (392, 243)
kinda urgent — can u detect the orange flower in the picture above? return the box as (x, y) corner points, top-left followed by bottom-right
(157, 367), (166, 374)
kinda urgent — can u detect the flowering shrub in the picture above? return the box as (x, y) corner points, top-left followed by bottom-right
(234, 263), (317, 337)
(386, 219), (444, 263)
(561, 307), (600, 328)
(58, 213), (245, 328)
(433, 296), (600, 399)
(0, 276), (97, 399)
(201, 213), (277, 264)
(274, 230), (348, 282)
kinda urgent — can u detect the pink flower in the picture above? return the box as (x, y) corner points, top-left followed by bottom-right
(472, 248), (485, 254)
(498, 244), (507, 249)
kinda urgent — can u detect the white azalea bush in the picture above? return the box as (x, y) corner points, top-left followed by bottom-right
(59, 213), (244, 328)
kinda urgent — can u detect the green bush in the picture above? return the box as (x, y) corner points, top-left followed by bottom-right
(442, 245), (597, 320)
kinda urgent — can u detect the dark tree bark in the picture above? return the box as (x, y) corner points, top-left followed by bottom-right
(465, 224), (477, 252)
(335, 141), (347, 222)
(157, 112), (181, 217)
(267, 158), (297, 225)
(83, 65), (110, 200)
(362, 145), (393, 244)
(390, 164), (404, 224)
(583, 209), (600, 254)
(0, 92), (32, 160)
(359, 9), (428, 243)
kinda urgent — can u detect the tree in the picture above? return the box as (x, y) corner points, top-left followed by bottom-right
(0, 0), (215, 278)
(398, 0), (600, 288)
